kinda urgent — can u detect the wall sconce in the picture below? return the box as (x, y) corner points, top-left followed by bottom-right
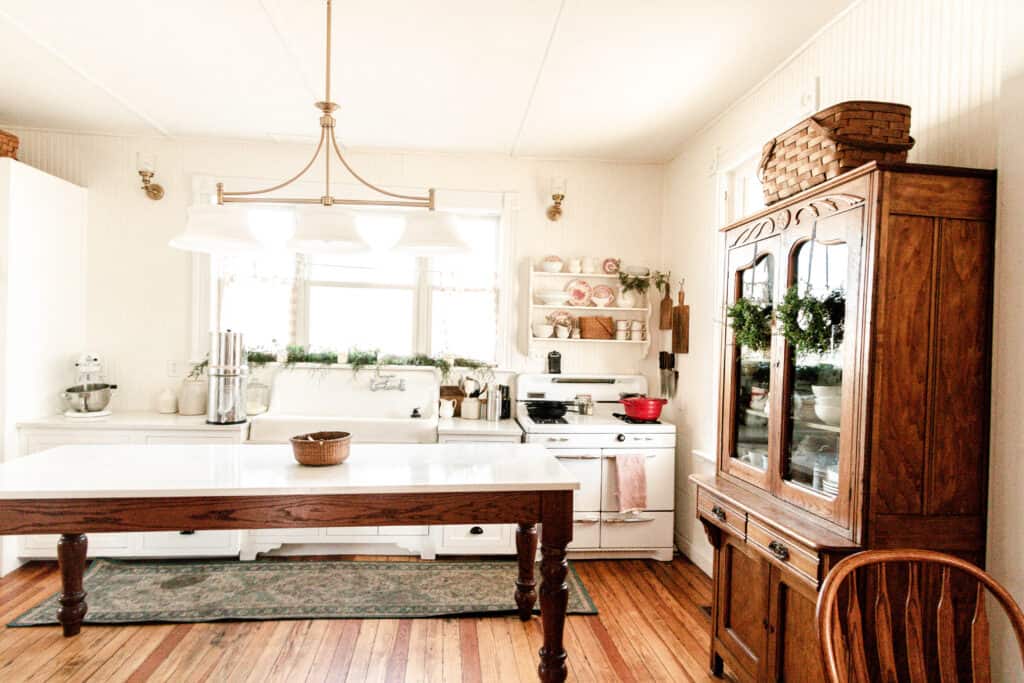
(546, 177), (566, 221)
(137, 153), (164, 201)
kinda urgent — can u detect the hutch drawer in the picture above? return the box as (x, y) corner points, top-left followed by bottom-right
(746, 517), (820, 586)
(697, 488), (747, 539)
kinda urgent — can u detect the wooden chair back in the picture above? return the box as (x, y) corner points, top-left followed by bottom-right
(816, 549), (1024, 682)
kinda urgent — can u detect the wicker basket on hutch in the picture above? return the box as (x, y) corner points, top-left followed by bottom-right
(758, 100), (914, 205)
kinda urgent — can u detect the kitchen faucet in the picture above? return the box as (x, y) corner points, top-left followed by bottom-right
(370, 372), (406, 392)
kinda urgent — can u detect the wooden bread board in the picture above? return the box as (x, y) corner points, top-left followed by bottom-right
(672, 290), (690, 354)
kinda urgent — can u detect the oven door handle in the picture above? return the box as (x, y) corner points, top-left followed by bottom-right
(554, 454), (601, 460)
(602, 453), (658, 459)
(603, 515), (656, 524)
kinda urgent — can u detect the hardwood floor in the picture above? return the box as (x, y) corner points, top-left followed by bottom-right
(0, 555), (715, 682)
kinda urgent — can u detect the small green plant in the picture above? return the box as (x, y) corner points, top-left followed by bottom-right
(187, 358), (208, 380)
(246, 350), (276, 367)
(618, 272), (651, 295)
(726, 298), (773, 352)
(776, 286), (845, 354)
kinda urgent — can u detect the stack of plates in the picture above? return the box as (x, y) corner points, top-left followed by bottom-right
(822, 480), (839, 497)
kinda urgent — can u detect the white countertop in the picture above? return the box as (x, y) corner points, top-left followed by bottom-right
(17, 412), (249, 433)
(0, 443), (579, 499)
(437, 418), (523, 438)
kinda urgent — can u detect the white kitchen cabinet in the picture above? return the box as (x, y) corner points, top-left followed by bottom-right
(434, 427), (521, 556)
(16, 414), (247, 560)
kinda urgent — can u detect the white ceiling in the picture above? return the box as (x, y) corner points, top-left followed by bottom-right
(0, 0), (852, 162)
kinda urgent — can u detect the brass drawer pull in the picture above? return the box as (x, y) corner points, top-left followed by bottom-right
(768, 540), (790, 561)
(711, 505), (727, 522)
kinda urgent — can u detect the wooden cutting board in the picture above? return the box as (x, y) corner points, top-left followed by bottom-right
(672, 289), (690, 354)
(659, 288), (674, 330)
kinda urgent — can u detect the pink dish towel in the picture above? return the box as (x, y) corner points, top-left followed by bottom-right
(615, 454), (648, 513)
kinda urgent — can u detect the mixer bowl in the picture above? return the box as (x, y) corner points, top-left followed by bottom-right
(62, 383), (116, 413)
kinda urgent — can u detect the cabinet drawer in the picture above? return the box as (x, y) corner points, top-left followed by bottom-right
(441, 524), (514, 553)
(601, 449), (674, 511)
(141, 530), (239, 554)
(20, 532), (138, 558)
(378, 526), (429, 537)
(599, 512), (673, 549)
(324, 526), (379, 537)
(569, 514), (600, 549)
(697, 488), (747, 539)
(746, 518), (820, 585)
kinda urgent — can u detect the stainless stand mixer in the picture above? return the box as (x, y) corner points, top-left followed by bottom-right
(62, 353), (117, 417)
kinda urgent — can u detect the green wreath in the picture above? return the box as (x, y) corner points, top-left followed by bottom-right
(776, 286), (845, 354)
(725, 298), (773, 352)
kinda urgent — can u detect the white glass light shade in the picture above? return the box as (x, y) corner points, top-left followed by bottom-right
(287, 207), (368, 253)
(393, 211), (469, 255)
(170, 205), (261, 254)
(247, 207), (296, 248)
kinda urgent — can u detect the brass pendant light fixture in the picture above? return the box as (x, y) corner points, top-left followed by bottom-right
(215, 0), (436, 212)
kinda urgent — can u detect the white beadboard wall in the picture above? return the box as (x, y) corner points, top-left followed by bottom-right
(7, 128), (665, 410)
(660, 0), (1001, 574)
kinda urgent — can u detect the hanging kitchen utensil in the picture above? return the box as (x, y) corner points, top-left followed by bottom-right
(672, 279), (690, 354)
(659, 281), (674, 330)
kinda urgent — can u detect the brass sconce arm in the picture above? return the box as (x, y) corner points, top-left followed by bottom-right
(139, 170), (164, 201)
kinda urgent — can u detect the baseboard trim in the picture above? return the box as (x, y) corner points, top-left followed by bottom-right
(675, 531), (712, 576)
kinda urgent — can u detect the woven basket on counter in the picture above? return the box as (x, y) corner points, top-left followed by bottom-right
(580, 316), (614, 340)
(290, 431), (352, 466)
(758, 101), (914, 205)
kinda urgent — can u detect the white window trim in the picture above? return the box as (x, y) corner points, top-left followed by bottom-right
(188, 181), (518, 368)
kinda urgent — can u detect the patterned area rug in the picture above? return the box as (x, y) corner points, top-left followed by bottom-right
(10, 558), (597, 626)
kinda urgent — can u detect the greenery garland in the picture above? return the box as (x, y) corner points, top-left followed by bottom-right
(725, 298), (773, 352)
(617, 272), (651, 294)
(776, 286), (845, 354)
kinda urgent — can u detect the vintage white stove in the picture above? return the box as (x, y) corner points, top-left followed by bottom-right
(516, 374), (676, 561)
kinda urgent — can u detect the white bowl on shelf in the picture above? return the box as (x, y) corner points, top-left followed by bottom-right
(539, 258), (563, 273)
(811, 384), (842, 398)
(535, 290), (568, 306)
(813, 397), (842, 426)
(591, 295), (613, 307)
(532, 323), (554, 338)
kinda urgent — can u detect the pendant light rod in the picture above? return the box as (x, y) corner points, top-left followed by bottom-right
(216, 0), (435, 211)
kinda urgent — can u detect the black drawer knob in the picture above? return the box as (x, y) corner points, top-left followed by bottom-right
(470, 526), (484, 535)
(768, 540), (790, 561)
(711, 505), (727, 522)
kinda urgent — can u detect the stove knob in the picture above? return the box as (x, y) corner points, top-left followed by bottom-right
(616, 434), (626, 442)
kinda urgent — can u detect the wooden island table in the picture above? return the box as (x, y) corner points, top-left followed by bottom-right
(0, 442), (579, 682)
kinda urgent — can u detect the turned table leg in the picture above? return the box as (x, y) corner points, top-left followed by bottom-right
(515, 522), (538, 620)
(538, 492), (572, 683)
(57, 533), (88, 637)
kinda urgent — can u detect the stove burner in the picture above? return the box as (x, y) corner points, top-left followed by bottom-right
(613, 412), (661, 425)
(532, 416), (568, 425)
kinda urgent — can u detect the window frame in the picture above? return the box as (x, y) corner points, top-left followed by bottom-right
(191, 190), (516, 367)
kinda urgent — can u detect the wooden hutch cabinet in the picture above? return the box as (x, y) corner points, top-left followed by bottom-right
(692, 162), (996, 682)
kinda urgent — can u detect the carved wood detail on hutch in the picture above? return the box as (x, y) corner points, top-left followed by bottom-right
(694, 162), (996, 681)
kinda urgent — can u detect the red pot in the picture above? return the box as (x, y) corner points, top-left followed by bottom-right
(619, 396), (668, 421)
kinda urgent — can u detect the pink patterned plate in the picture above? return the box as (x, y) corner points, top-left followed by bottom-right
(591, 284), (615, 307)
(565, 279), (592, 307)
(602, 258), (621, 274)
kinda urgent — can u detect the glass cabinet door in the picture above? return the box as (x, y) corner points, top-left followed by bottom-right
(721, 239), (778, 490)
(783, 240), (846, 496)
(777, 204), (863, 526)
